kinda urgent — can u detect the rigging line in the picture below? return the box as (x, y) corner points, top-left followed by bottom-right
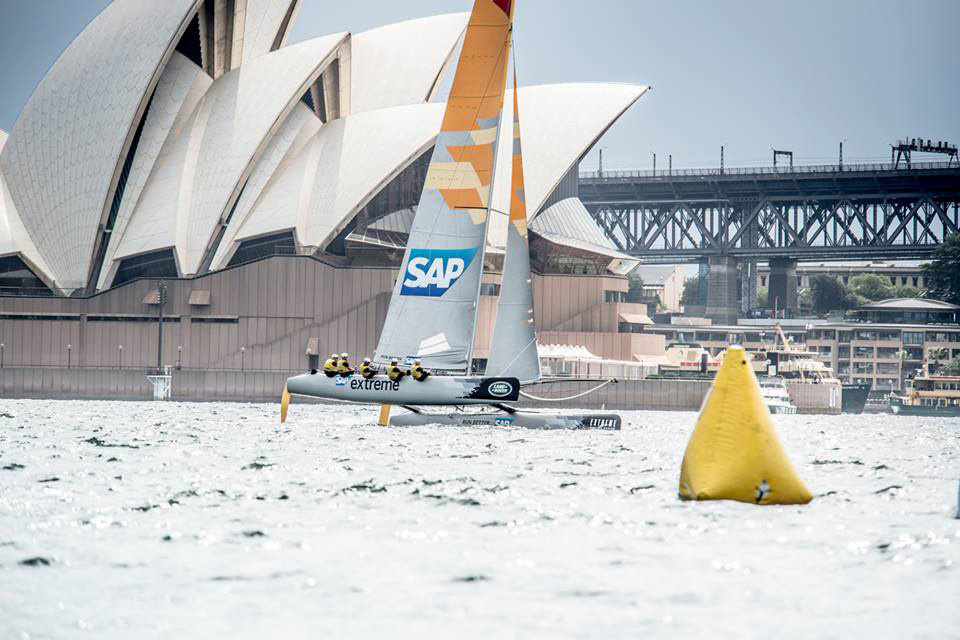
(519, 379), (615, 402)
(491, 335), (537, 375)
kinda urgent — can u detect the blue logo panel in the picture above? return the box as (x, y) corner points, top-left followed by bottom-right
(400, 248), (479, 297)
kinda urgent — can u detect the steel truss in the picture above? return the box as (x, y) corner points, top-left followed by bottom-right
(580, 165), (960, 262)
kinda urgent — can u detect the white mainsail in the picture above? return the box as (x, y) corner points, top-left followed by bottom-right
(374, 0), (514, 372)
(485, 71), (541, 383)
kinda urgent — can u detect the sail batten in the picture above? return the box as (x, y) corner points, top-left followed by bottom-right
(485, 68), (541, 383)
(373, 0), (514, 372)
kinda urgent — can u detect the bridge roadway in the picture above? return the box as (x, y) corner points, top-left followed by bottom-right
(578, 161), (960, 262)
(577, 161), (960, 322)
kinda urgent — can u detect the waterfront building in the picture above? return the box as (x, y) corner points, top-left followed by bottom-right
(756, 261), (926, 292)
(645, 298), (960, 392)
(631, 265), (685, 312)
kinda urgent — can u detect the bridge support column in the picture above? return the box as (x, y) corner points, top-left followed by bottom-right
(704, 256), (739, 324)
(741, 259), (758, 315)
(768, 258), (798, 317)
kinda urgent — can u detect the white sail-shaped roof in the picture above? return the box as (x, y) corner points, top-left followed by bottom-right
(531, 198), (638, 276)
(113, 33), (347, 276)
(209, 103), (322, 268)
(349, 13), (469, 114)
(0, 0), (200, 291)
(1, 170), (55, 287)
(222, 82), (647, 261)
(97, 52), (213, 290)
(236, 0), (302, 66)
(215, 102), (445, 268)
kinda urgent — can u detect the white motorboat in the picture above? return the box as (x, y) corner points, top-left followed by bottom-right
(758, 376), (797, 415)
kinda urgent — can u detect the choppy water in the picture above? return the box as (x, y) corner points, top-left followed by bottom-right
(0, 399), (958, 639)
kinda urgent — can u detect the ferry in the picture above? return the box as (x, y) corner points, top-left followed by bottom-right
(890, 375), (960, 416)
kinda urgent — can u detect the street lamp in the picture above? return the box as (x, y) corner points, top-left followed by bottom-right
(241, 346), (246, 372)
(176, 345), (183, 370)
(118, 344), (123, 369)
(67, 344), (72, 369)
(1, 343), (4, 368)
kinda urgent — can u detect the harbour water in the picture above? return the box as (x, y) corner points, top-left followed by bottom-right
(1, 399), (958, 638)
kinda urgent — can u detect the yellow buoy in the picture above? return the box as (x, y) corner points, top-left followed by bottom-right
(678, 346), (812, 505)
(280, 385), (290, 424)
(378, 404), (391, 427)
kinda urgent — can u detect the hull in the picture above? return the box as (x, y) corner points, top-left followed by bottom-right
(285, 371), (520, 406)
(890, 398), (960, 417)
(841, 383), (871, 414)
(390, 409), (622, 430)
(767, 403), (797, 415)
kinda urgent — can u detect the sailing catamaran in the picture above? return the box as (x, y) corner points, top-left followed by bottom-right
(282, 0), (621, 430)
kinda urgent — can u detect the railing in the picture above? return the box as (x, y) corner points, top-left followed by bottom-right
(580, 160), (958, 181)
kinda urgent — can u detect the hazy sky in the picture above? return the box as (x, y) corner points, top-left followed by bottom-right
(1, 0), (957, 171)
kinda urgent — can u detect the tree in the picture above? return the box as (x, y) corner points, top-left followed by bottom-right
(890, 284), (922, 299)
(680, 276), (700, 306)
(809, 275), (859, 314)
(850, 273), (893, 302)
(940, 356), (960, 376)
(625, 273), (646, 303)
(756, 287), (768, 308)
(923, 232), (960, 305)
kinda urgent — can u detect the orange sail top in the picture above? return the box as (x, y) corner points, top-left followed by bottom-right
(509, 73), (528, 234)
(426, 0), (515, 218)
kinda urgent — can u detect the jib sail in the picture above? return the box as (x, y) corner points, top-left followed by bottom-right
(374, 0), (514, 372)
(485, 71), (541, 383)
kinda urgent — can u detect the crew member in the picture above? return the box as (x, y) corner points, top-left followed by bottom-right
(323, 353), (338, 377)
(359, 358), (377, 380)
(411, 359), (431, 382)
(386, 359), (406, 382)
(337, 353), (354, 376)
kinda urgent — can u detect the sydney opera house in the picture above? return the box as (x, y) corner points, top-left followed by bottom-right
(0, 0), (662, 397)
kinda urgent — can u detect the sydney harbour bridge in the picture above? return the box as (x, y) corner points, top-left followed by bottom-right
(579, 158), (960, 322)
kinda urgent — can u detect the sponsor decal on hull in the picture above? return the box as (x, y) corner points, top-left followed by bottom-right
(488, 381), (514, 398)
(349, 378), (402, 392)
(580, 416), (622, 430)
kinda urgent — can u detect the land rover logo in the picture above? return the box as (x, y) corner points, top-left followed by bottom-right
(488, 381), (514, 397)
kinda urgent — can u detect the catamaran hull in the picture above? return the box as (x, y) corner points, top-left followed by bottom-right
(389, 410), (622, 430)
(285, 372), (520, 406)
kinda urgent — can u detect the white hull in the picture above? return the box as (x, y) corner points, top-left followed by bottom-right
(759, 376), (798, 415)
(767, 402), (797, 415)
(286, 371), (520, 406)
(390, 408), (621, 430)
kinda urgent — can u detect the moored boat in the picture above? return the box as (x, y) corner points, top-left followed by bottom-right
(758, 376), (797, 415)
(890, 375), (960, 416)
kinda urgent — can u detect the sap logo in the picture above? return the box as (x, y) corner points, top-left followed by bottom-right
(334, 376), (349, 387)
(400, 248), (479, 297)
(494, 417), (514, 427)
(488, 381), (514, 397)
